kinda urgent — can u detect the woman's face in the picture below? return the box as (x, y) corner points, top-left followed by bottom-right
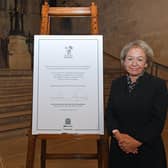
(123, 47), (147, 77)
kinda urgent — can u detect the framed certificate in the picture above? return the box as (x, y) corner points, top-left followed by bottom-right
(32, 35), (104, 134)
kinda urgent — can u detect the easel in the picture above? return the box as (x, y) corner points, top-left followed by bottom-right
(26, 2), (108, 168)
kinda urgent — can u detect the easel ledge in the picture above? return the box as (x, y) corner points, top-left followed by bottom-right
(37, 133), (101, 140)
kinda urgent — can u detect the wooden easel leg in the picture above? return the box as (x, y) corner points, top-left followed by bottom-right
(41, 139), (46, 168)
(97, 136), (109, 168)
(26, 130), (37, 168)
(97, 139), (103, 168)
(102, 137), (109, 168)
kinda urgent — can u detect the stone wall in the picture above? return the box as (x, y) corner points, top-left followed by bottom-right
(0, 0), (168, 70)
(0, 0), (40, 37)
(101, 0), (168, 67)
(8, 35), (31, 69)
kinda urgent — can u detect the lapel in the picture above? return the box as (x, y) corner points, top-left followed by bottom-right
(122, 72), (150, 97)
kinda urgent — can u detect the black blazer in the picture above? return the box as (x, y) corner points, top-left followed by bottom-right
(107, 72), (168, 168)
(107, 72), (168, 144)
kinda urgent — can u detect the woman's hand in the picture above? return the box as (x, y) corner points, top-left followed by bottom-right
(118, 134), (142, 154)
(112, 130), (142, 154)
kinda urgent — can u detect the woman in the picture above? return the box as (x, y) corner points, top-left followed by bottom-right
(107, 40), (168, 168)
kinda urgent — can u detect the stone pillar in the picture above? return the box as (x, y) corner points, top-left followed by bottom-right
(8, 35), (31, 69)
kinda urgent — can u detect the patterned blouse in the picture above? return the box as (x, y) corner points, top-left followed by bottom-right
(126, 72), (144, 93)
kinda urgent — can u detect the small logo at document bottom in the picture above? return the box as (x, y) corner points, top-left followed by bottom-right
(65, 118), (71, 125)
(63, 118), (72, 130)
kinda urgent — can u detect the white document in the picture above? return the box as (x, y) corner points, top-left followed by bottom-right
(32, 35), (104, 134)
